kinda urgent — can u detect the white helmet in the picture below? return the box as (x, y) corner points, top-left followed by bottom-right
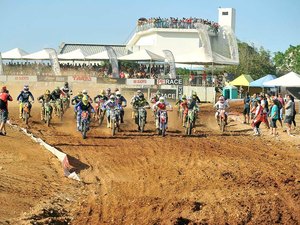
(159, 96), (165, 103)
(115, 91), (121, 97)
(82, 89), (88, 95)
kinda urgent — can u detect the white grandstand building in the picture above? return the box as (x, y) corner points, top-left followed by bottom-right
(124, 7), (239, 65)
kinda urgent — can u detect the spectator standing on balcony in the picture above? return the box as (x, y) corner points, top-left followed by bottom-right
(202, 71), (207, 86)
(0, 87), (13, 136)
(189, 72), (195, 86)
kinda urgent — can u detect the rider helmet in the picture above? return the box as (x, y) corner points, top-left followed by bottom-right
(115, 91), (121, 98)
(55, 86), (60, 92)
(159, 96), (165, 103)
(64, 82), (69, 87)
(82, 89), (88, 95)
(137, 90), (142, 94)
(156, 90), (161, 96)
(45, 89), (50, 95)
(181, 94), (187, 100)
(114, 88), (119, 92)
(2, 86), (7, 91)
(219, 96), (225, 103)
(100, 90), (106, 96)
(77, 91), (83, 96)
(138, 92), (144, 99)
(106, 88), (111, 93)
(82, 96), (88, 106)
(110, 95), (115, 102)
(23, 85), (29, 92)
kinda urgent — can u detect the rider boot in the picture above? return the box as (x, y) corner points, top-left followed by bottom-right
(19, 103), (23, 119)
(107, 117), (110, 128)
(76, 118), (81, 131)
(40, 107), (44, 121)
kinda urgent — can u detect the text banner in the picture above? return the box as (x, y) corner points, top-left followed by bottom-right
(126, 79), (155, 86)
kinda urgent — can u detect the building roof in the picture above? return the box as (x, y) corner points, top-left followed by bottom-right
(58, 43), (129, 56)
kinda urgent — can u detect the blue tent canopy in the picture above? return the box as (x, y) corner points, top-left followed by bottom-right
(249, 74), (277, 87)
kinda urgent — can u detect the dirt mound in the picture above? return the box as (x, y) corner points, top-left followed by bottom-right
(1, 99), (300, 224)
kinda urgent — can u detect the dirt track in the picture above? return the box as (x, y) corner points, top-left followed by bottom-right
(1, 100), (300, 224)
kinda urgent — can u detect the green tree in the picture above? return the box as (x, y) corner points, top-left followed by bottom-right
(274, 45), (300, 75)
(224, 42), (276, 80)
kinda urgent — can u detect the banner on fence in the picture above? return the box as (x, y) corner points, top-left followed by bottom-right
(157, 78), (183, 85)
(150, 88), (177, 100)
(68, 75), (97, 83)
(126, 79), (155, 86)
(97, 77), (126, 84)
(7, 76), (37, 82)
(37, 76), (68, 82)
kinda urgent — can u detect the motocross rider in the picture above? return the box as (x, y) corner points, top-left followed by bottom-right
(214, 95), (229, 125)
(115, 91), (127, 123)
(152, 96), (172, 130)
(75, 95), (94, 131)
(50, 86), (65, 116)
(150, 90), (162, 103)
(182, 96), (199, 127)
(61, 82), (72, 108)
(102, 95), (120, 128)
(130, 90), (142, 118)
(72, 91), (83, 105)
(61, 82), (72, 97)
(82, 89), (93, 103)
(37, 89), (54, 121)
(94, 90), (108, 118)
(132, 92), (150, 125)
(17, 85), (34, 119)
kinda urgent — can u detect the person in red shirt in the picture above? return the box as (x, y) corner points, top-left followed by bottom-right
(0, 86), (13, 135)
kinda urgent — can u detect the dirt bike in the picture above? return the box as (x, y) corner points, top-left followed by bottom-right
(61, 95), (70, 112)
(218, 109), (227, 132)
(54, 99), (63, 122)
(95, 100), (106, 126)
(136, 106), (147, 132)
(185, 109), (196, 136)
(110, 107), (121, 136)
(21, 101), (33, 125)
(177, 105), (184, 119)
(156, 109), (171, 137)
(80, 110), (90, 139)
(43, 102), (52, 127)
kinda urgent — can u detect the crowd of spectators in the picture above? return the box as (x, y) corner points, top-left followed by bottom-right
(1, 62), (166, 79)
(137, 17), (220, 33)
(1, 61), (226, 88)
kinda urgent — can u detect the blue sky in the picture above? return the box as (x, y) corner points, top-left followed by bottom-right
(0, 0), (299, 54)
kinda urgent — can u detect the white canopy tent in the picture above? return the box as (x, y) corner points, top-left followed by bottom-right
(58, 49), (88, 60)
(22, 49), (51, 60)
(1, 48), (29, 59)
(118, 49), (165, 61)
(86, 50), (124, 60)
(263, 72), (300, 87)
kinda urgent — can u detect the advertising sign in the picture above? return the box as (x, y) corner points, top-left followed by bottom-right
(126, 79), (155, 86)
(97, 77), (126, 84)
(37, 76), (68, 82)
(7, 76), (37, 82)
(68, 75), (97, 83)
(157, 78), (183, 85)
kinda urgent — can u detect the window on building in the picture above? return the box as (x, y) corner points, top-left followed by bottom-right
(222, 11), (229, 15)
